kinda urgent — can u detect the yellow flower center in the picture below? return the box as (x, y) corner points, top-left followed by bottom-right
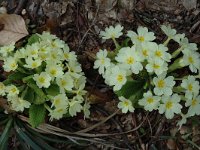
(157, 80), (165, 88)
(40, 47), (46, 52)
(54, 99), (61, 106)
(155, 50), (162, 57)
(40, 54), (47, 60)
(100, 58), (105, 64)
(39, 77), (45, 84)
(126, 57), (134, 64)
(188, 56), (194, 64)
(123, 100), (129, 106)
(51, 42), (57, 48)
(64, 53), (69, 59)
(147, 97), (154, 104)
(61, 80), (66, 86)
(188, 84), (193, 91)
(137, 36), (144, 42)
(191, 99), (197, 106)
(11, 63), (17, 68)
(31, 50), (37, 55)
(50, 69), (57, 76)
(142, 49), (148, 56)
(32, 62), (38, 68)
(165, 101), (173, 109)
(56, 108), (64, 113)
(51, 53), (57, 59)
(153, 64), (160, 69)
(117, 74), (124, 82)
(11, 88), (17, 93)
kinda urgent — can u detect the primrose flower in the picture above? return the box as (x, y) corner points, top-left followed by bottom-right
(67, 61), (83, 79)
(161, 25), (177, 39)
(33, 72), (52, 88)
(50, 39), (65, 49)
(3, 57), (18, 72)
(153, 73), (175, 96)
(24, 57), (42, 69)
(51, 94), (69, 109)
(150, 44), (171, 62)
(115, 46), (143, 74)
(26, 43), (39, 58)
(39, 32), (57, 41)
(177, 36), (198, 51)
(10, 96), (31, 112)
(181, 76), (200, 99)
(68, 99), (83, 117)
(63, 51), (77, 62)
(0, 82), (6, 96)
(117, 96), (134, 113)
(6, 85), (19, 97)
(138, 91), (161, 111)
(45, 63), (64, 79)
(185, 95), (200, 117)
(49, 49), (63, 63)
(94, 49), (111, 75)
(145, 58), (168, 75)
(136, 42), (155, 61)
(127, 26), (155, 44)
(181, 50), (200, 73)
(158, 94), (182, 119)
(14, 48), (26, 59)
(100, 24), (123, 39)
(56, 73), (74, 93)
(49, 108), (67, 121)
(109, 65), (127, 91)
(0, 42), (15, 57)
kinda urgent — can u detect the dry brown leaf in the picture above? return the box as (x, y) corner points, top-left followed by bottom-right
(0, 14), (29, 45)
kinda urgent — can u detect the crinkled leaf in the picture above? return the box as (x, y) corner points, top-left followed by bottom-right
(22, 87), (35, 103)
(29, 104), (46, 128)
(27, 82), (46, 99)
(8, 72), (27, 81)
(45, 84), (60, 96)
(115, 80), (145, 99)
(28, 34), (40, 45)
(34, 94), (46, 105)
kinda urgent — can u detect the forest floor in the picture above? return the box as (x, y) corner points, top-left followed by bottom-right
(0, 0), (200, 149)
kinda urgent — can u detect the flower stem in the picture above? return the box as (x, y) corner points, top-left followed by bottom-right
(172, 47), (183, 58)
(44, 103), (51, 112)
(112, 38), (120, 50)
(168, 57), (185, 73)
(163, 37), (171, 46)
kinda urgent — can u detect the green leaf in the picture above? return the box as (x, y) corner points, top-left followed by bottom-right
(8, 72), (27, 81)
(0, 117), (13, 150)
(34, 94), (46, 104)
(22, 87), (35, 103)
(121, 38), (131, 47)
(115, 80), (145, 99)
(28, 34), (40, 45)
(29, 104), (46, 128)
(27, 82), (46, 99)
(45, 84), (60, 96)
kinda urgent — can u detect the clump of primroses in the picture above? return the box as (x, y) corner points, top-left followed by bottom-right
(94, 24), (200, 127)
(0, 32), (90, 122)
